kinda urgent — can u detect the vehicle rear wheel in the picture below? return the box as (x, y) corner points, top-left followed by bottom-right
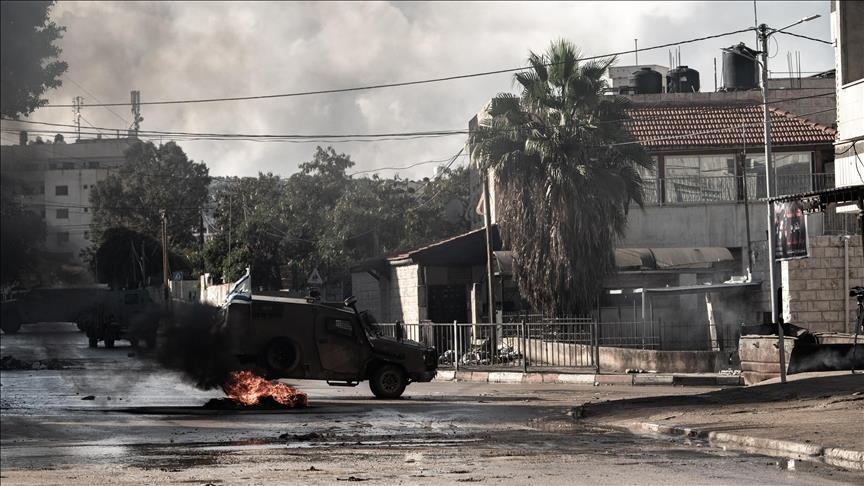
(264, 339), (299, 377)
(369, 364), (407, 399)
(145, 333), (157, 349)
(1, 315), (22, 334)
(88, 336), (98, 348)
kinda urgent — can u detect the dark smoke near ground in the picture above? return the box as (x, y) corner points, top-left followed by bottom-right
(156, 302), (240, 390)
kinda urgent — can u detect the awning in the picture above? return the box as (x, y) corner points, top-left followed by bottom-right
(488, 246), (734, 275)
(643, 281), (762, 295)
(650, 247), (734, 269)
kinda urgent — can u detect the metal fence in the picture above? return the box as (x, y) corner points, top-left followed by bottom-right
(377, 319), (597, 371)
(375, 317), (746, 371)
(641, 173), (834, 205)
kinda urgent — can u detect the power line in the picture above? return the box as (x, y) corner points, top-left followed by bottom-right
(37, 27), (758, 108)
(2, 91), (835, 143)
(773, 30), (832, 45)
(62, 75), (132, 125)
(348, 153), (468, 176)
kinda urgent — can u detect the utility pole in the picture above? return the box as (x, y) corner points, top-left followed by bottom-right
(130, 90), (143, 137)
(160, 209), (170, 309)
(758, 23), (786, 384)
(73, 96), (83, 141)
(634, 39), (638, 65)
(482, 171), (496, 325)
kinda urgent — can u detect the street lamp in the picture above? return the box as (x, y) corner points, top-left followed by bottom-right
(757, 14), (820, 384)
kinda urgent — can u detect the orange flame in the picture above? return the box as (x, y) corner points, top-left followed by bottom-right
(222, 370), (308, 407)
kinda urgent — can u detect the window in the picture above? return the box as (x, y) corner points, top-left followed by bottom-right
(251, 302), (282, 319)
(62, 162), (74, 169)
(327, 318), (355, 337)
(55, 185), (68, 196)
(83, 184), (88, 190)
(84, 207), (88, 213)
(88, 161), (99, 169)
(56, 232), (70, 244)
(745, 152), (812, 197)
(84, 231), (90, 240)
(664, 154), (735, 203)
(56, 208), (69, 219)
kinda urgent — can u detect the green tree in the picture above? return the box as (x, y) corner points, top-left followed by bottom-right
(1, 1), (68, 118)
(469, 39), (651, 316)
(90, 141), (210, 274)
(0, 175), (44, 286)
(205, 174), (291, 288)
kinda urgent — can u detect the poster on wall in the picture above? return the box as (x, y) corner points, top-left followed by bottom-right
(772, 200), (809, 261)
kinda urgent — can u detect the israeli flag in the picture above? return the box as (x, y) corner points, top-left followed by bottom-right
(224, 267), (251, 306)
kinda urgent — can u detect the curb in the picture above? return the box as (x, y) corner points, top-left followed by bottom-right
(432, 370), (743, 387)
(627, 422), (864, 471)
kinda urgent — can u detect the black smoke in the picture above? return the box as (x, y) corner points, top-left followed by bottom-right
(156, 302), (240, 389)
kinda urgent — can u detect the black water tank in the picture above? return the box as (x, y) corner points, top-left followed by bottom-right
(630, 67), (663, 94)
(723, 43), (759, 90)
(667, 66), (700, 93)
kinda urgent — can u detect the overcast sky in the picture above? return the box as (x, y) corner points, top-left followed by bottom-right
(1, 1), (834, 179)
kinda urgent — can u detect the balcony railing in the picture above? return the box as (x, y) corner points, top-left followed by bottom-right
(641, 173), (835, 205)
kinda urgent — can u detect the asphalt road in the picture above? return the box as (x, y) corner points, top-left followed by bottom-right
(1, 322), (861, 485)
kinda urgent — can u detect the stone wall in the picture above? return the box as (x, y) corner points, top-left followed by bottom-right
(782, 235), (863, 333)
(390, 264), (421, 324)
(351, 271), (383, 321)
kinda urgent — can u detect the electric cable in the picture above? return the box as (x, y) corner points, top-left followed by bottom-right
(37, 27), (758, 108)
(773, 30), (832, 45)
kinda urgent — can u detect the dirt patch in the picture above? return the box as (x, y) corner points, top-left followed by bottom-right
(1, 355), (75, 370)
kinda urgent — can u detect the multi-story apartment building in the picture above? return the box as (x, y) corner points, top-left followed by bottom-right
(831, 0), (864, 187)
(0, 134), (136, 264)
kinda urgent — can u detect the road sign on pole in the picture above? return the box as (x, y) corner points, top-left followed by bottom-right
(307, 268), (324, 286)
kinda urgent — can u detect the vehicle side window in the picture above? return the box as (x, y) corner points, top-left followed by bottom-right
(252, 302), (282, 319)
(326, 318), (355, 337)
(124, 293), (139, 305)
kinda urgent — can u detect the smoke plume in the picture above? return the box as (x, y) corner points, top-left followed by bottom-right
(156, 302), (240, 389)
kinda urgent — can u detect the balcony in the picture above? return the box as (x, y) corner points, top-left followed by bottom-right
(641, 173), (835, 205)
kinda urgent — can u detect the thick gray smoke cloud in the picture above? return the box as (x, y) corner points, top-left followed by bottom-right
(156, 302), (240, 389)
(0, 1), (833, 178)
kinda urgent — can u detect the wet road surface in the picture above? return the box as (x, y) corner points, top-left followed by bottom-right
(2, 322), (862, 484)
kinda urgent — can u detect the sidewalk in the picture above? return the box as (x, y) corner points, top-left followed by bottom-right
(434, 369), (744, 386)
(436, 369), (864, 471)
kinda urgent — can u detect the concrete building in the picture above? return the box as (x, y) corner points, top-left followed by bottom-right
(354, 85), (840, 353)
(830, 0), (864, 187)
(0, 135), (136, 264)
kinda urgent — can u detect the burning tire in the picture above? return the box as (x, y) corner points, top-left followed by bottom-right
(264, 339), (300, 377)
(369, 363), (407, 399)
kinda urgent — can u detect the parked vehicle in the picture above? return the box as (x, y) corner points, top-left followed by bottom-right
(221, 295), (437, 398)
(0, 287), (161, 348)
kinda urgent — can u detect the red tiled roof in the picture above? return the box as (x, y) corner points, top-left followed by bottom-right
(623, 103), (835, 151)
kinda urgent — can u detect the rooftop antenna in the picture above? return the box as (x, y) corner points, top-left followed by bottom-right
(73, 96), (83, 142)
(130, 90), (143, 137)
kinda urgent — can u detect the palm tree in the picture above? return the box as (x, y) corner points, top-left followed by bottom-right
(469, 39), (651, 316)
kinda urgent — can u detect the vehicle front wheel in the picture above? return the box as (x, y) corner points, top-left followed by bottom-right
(369, 364), (407, 399)
(264, 339), (299, 378)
